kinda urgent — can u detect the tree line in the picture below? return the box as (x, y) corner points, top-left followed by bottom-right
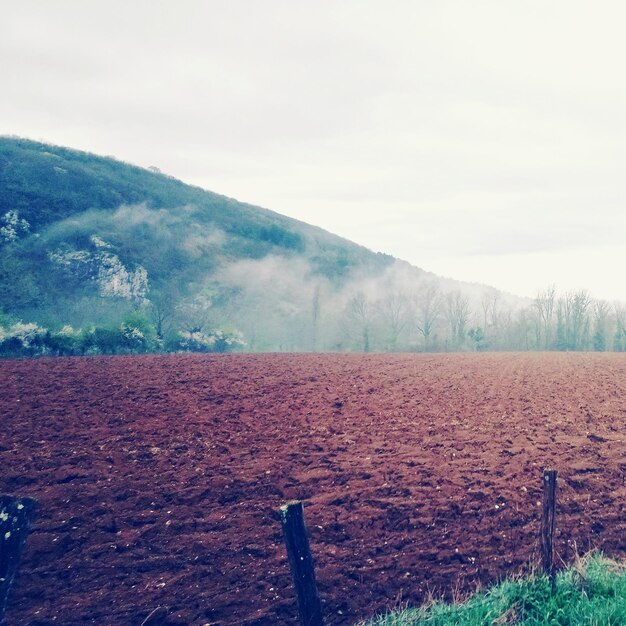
(0, 310), (245, 358)
(2, 280), (625, 357)
(337, 284), (626, 353)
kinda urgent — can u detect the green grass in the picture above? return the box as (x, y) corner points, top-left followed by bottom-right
(360, 554), (626, 626)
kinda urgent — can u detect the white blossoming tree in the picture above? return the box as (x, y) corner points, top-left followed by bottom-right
(178, 328), (245, 353)
(0, 321), (48, 355)
(0, 211), (30, 244)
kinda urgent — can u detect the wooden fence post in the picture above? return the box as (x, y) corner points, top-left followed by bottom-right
(540, 469), (557, 590)
(280, 500), (324, 626)
(0, 495), (37, 620)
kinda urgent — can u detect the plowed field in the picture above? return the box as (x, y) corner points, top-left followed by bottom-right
(1, 353), (625, 625)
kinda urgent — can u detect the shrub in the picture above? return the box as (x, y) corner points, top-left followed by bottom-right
(177, 328), (245, 353)
(46, 325), (83, 355)
(0, 322), (48, 356)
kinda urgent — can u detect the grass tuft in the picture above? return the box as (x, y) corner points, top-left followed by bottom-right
(359, 553), (626, 626)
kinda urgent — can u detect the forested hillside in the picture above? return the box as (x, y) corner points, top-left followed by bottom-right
(1, 137), (623, 356)
(0, 137), (395, 353)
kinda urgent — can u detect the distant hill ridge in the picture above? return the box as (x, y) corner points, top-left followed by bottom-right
(0, 136), (532, 355)
(0, 136), (393, 272)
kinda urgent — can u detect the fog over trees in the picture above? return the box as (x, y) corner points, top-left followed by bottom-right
(2, 138), (625, 357)
(3, 238), (625, 356)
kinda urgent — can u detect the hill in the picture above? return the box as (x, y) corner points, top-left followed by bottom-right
(0, 136), (524, 354)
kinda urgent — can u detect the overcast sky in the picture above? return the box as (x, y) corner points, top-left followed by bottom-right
(2, 1), (626, 300)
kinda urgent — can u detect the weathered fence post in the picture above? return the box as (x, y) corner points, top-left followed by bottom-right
(0, 495), (37, 621)
(280, 500), (324, 626)
(540, 469), (557, 591)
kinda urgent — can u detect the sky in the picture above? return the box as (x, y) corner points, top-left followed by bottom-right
(2, 0), (626, 301)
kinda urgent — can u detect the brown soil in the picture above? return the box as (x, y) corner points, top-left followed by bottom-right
(0, 353), (625, 625)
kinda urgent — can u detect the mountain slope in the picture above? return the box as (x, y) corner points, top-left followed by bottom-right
(0, 136), (393, 272)
(0, 136), (523, 353)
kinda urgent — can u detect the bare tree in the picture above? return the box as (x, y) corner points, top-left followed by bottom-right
(498, 306), (515, 349)
(311, 284), (321, 351)
(613, 302), (626, 351)
(343, 291), (373, 351)
(592, 300), (610, 351)
(570, 290), (591, 350)
(176, 291), (214, 333)
(414, 281), (443, 351)
(534, 285), (556, 349)
(146, 277), (186, 341)
(480, 288), (499, 331)
(445, 290), (470, 350)
(376, 291), (409, 351)
(555, 290), (591, 350)
(149, 294), (175, 340)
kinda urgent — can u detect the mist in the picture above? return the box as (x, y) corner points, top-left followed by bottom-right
(2, 185), (625, 355)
